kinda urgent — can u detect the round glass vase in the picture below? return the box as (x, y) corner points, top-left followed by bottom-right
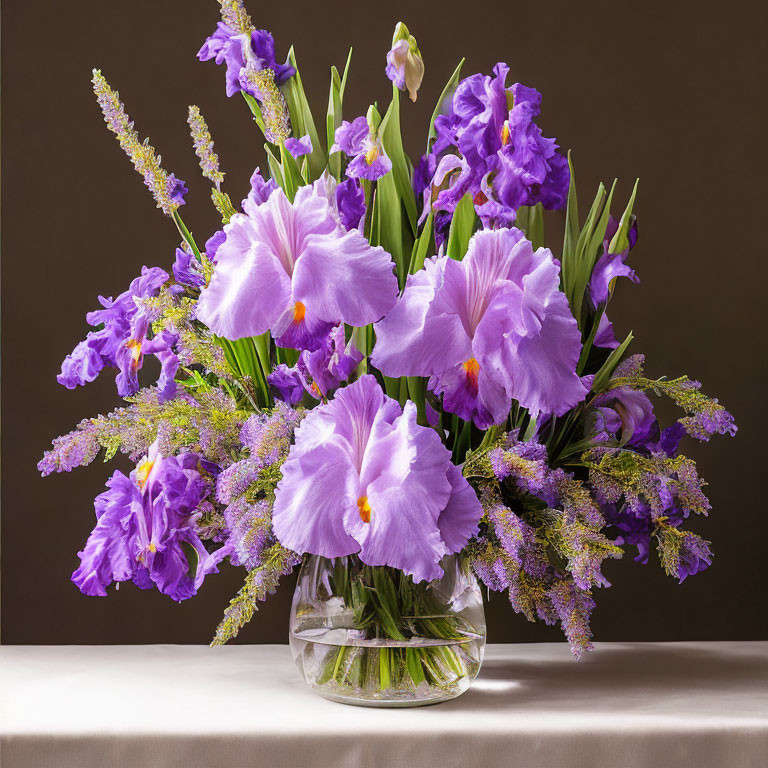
(289, 554), (486, 707)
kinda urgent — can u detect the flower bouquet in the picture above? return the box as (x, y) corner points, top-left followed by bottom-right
(40, 0), (736, 707)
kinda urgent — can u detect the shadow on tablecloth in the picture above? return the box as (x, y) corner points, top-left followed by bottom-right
(445, 642), (768, 715)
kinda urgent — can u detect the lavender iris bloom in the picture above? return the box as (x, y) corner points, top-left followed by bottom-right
(198, 24), (294, 98)
(332, 117), (392, 181)
(373, 228), (587, 427)
(423, 63), (569, 228)
(196, 179), (398, 351)
(268, 324), (362, 402)
(72, 443), (222, 601)
(58, 266), (172, 397)
(272, 375), (483, 583)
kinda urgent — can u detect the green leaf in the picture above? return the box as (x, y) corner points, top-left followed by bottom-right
(585, 179), (616, 275)
(522, 416), (538, 442)
(264, 143), (284, 191)
(382, 374), (401, 401)
(241, 92), (265, 133)
(407, 376), (428, 426)
(379, 648), (391, 690)
(405, 648), (426, 685)
(446, 192), (476, 260)
(408, 211), (434, 274)
(252, 332), (273, 384)
(379, 87), (418, 232)
(215, 336), (271, 406)
(279, 143), (303, 201)
(591, 331), (633, 393)
(428, 59), (464, 150)
(576, 304), (605, 374)
(608, 178), (639, 254)
(180, 540), (199, 582)
(326, 49), (353, 180)
(561, 151), (580, 295)
(517, 203), (544, 250)
(375, 167), (410, 286)
(282, 47), (326, 179)
(569, 181), (611, 327)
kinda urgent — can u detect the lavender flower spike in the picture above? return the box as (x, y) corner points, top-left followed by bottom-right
(272, 375), (483, 583)
(188, 105), (225, 188)
(196, 178), (398, 350)
(386, 23), (425, 102)
(92, 70), (186, 216)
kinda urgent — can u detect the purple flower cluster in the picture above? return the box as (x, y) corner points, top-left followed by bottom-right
(332, 117), (392, 181)
(38, 421), (101, 476)
(72, 443), (222, 601)
(58, 267), (179, 400)
(586, 386), (684, 456)
(215, 402), (301, 570)
(198, 24), (294, 99)
(268, 324), (362, 404)
(417, 62), (569, 237)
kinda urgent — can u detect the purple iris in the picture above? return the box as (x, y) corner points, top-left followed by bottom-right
(587, 387), (684, 456)
(198, 24), (294, 98)
(196, 178), (398, 351)
(173, 248), (205, 290)
(272, 375), (483, 583)
(589, 215), (639, 307)
(373, 228), (587, 427)
(422, 63), (569, 228)
(72, 442), (223, 601)
(58, 266), (174, 398)
(284, 135), (313, 158)
(332, 117), (392, 181)
(268, 324), (362, 402)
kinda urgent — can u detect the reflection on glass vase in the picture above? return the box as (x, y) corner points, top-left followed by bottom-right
(289, 553), (486, 707)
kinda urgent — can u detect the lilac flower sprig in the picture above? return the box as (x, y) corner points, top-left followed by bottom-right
(188, 105), (224, 188)
(92, 70), (187, 217)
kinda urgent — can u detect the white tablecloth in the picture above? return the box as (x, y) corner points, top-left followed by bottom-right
(1, 642), (766, 768)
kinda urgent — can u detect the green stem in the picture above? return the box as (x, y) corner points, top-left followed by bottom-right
(172, 209), (202, 261)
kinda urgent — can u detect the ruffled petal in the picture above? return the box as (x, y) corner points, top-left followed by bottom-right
(479, 288), (587, 416)
(438, 464), (483, 552)
(345, 402), (451, 582)
(292, 229), (398, 327)
(372, 256), (472, 377)
(196, 216), (292, 339)
(272, 436), (361, 558)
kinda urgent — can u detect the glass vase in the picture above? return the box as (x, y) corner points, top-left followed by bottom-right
(289, 553), (486, 707)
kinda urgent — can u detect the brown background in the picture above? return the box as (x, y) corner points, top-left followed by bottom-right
(2, 0), (767, 645)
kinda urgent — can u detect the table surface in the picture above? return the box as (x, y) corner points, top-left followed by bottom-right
(2, 642), (767, 768)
